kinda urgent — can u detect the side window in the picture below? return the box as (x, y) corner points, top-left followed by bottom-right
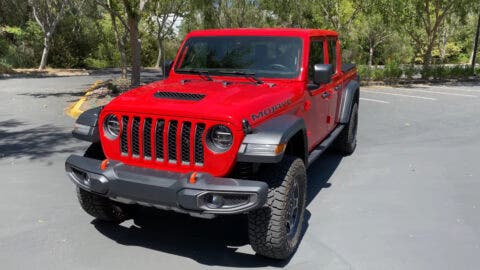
(308, 39), (324, 82)
(328, 39), (337, 74)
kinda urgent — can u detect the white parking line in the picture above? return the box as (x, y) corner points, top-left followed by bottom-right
(431, 86), (480, 92)
(396, 87), (477, 98)
(362, 90), (437, 100)
(360, 97), (390, 104)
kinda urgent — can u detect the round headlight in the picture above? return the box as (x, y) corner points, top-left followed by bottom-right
(103, 114), (120, 139)
(206, 125), (233, 152)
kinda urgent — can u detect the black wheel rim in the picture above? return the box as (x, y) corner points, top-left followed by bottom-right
(286, 177), (300, 239)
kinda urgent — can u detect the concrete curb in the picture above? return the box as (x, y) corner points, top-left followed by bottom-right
(64, 80), (103, 119)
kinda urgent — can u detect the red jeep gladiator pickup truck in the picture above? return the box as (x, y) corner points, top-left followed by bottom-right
(66, 28), (359, 259)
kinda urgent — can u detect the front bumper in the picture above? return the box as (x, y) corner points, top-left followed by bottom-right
(65, 155), (268, 218)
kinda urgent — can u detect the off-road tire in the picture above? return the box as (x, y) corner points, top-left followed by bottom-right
(248, 155), (307, 260)
(78, 143), (129, 223)
(335, 102), (358, 155)
(77, 187), (130, 223)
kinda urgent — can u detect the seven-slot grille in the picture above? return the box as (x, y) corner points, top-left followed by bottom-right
(120, 115), (206, 166)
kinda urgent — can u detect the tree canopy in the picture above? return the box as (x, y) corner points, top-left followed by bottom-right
(1, 0), (479, 83)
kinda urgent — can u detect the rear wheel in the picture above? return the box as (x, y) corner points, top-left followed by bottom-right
(248, 155), (307, 259)
(335, 102), (358, 155)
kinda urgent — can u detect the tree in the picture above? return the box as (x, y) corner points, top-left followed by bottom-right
(356, 12), (391, 67)
(29, 0), (69, 70)
(147, 0), (186, 69)
(96, 0), (130, 79)
(317, 0), (366, 34)
(383, 0), (469, 70)
(122, 0), (148, 86)
(188, 0), (272, 29)
(471, 13), (480, 73)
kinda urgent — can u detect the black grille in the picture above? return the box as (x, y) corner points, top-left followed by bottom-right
(120, 116), (129, 155)
(131, 117), (140, 157)
(194, 124), (205, 165)
(143, 118), (152, 159)
(167, 121), (178, 162)
(181, 122), (191, 164)
(154, 91), (205, 101)
(118, 115), (205, 167)
(155, 119), (165, 161)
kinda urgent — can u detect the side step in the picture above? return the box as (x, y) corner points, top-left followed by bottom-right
(307, 124), (345, 167)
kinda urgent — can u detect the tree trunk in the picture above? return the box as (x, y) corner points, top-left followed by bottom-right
(155, 37), (162, 68)
(471, 13), (480, 73)
(119, 38), (128, 80)
(368, 38), (374, 67)
(109, 11), (128, 79)
(422, 41), (435, 76)
(128, 16), (141, 87)
(39, 34), (51, 70)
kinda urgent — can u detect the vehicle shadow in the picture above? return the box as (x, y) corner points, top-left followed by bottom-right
(306, 150), (344, 206)
(91, 151), (343, 267)
(93, 209), (311, 268)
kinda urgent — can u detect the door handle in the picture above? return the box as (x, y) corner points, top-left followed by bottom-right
(321, 92), (331, 99)
(334, 85), (342, 91)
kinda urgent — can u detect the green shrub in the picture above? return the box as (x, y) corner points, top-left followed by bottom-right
(84, 58), (111, 69)
(384, 61), (402, 80)
(357, 65), (371, 81)
(0, 59), (13, 73)
(371, 67), (385, 81)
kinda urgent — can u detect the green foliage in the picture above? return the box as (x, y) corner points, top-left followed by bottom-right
(0, 59), (13, 74)
(0, 0), (478, 83)
(422, 65), (474, 79)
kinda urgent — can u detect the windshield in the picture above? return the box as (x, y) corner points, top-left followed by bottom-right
(175, 36), (303, 79)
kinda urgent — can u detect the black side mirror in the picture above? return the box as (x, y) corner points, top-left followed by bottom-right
(163, 60), (173, 78)
(313, 64), (333, 85)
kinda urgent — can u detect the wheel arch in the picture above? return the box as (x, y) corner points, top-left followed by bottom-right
(339, 80), (360, 124)
(236, 115), (307, 164)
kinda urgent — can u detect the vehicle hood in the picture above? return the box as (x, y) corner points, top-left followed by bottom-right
(104, 79), (303, 129)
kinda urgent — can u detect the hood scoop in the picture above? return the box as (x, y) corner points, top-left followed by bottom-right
(153, 91), (205, 101)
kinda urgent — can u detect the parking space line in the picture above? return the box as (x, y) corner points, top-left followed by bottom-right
(360, 97), (390, 104)
(362, 90), (437, 100)
(433, 86), (480, 92)
(395, 88), (477, 98)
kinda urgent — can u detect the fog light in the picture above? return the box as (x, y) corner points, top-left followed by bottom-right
(205, 194), (224, 209)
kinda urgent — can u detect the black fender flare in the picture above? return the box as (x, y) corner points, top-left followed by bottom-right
(236, 115), (307, 163)
(339, 80), (360, 124)
(72, 107), (102, 142)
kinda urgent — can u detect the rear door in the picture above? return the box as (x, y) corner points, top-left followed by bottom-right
(305, 37), (333, 149)
(326, 38), (343, 125)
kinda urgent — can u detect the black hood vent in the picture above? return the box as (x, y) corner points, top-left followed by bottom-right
(154, 91), (205, 101)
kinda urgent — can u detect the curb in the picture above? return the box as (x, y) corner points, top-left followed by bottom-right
(64, 80), (103, 119)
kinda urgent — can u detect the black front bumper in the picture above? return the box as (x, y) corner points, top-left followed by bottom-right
(65, 155), (268, 217)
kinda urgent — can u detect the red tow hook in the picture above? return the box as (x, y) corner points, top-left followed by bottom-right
(100, 159), (110, 170)
(189, 172), (198, 184)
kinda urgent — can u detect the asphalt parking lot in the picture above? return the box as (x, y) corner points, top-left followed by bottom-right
(0, 75), (479, 270)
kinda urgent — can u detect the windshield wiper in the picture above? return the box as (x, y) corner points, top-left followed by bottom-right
(216, 70), (264, 84)
(177, 68), (213, 81)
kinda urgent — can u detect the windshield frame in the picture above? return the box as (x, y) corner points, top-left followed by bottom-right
(173, 36), (304, 80)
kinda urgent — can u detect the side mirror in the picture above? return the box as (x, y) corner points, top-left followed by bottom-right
(163, 60), (173, 78)
(313, 64), (333, 85)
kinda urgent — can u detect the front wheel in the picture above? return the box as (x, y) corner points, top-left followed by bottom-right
(77, 187), (130, 223)
(248, 155), (307, 259)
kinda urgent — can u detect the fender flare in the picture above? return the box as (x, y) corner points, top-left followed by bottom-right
(237, 115), (307, 163)
(339, 80), (360, 124)
(72, 107), (102, 142)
